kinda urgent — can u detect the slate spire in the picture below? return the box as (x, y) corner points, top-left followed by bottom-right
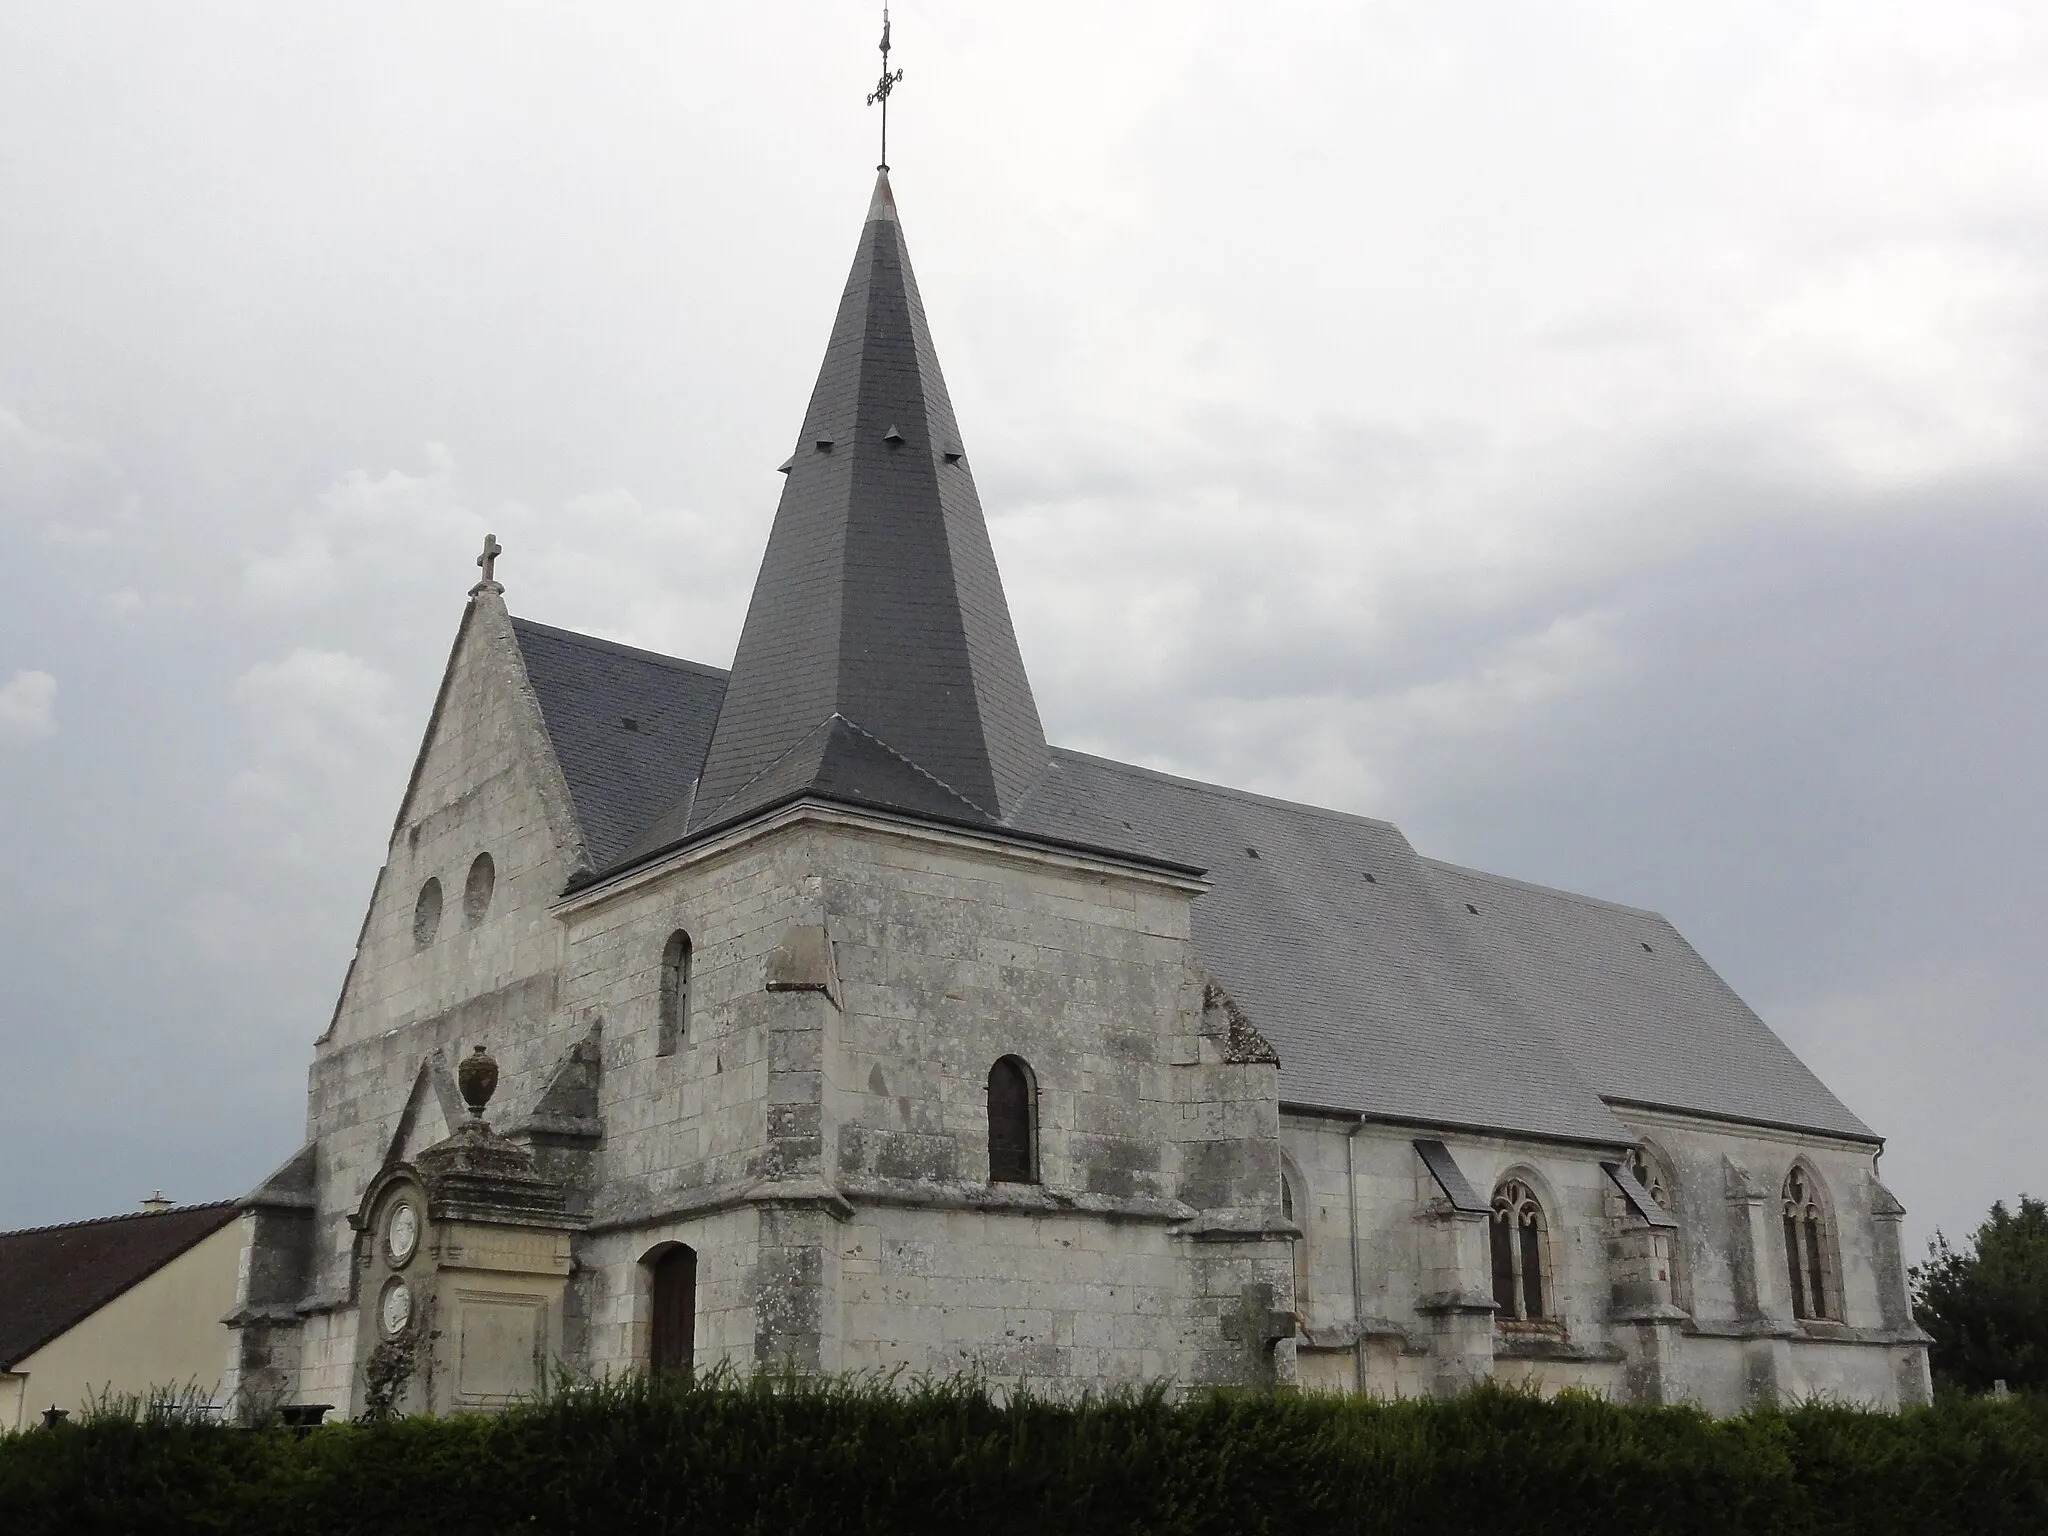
(689, 171), (1050, 833)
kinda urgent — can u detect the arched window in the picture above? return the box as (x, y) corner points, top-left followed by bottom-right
(412, 878), (442, 948)
(986, 1056), (1037, 1184)
(647, 1244), (697, 1378)
(463, 852), (495, 927)
(1626, 1142), (1690, 1312)
(1490, 1178), (1548, 1322)
(1782, 1165), (1832, 1321)
(1282, 1166), (1309, 1308)
(658, 931), (692, 1057)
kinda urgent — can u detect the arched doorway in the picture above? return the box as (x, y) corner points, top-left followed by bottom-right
(649, 1244), (697, 1378)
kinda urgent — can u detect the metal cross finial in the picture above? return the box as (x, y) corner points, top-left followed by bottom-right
(866, 7), (903, 171)
(473, 533), (503, 593)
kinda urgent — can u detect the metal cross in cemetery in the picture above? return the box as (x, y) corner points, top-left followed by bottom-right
(1220, 1282), (1295, 1389)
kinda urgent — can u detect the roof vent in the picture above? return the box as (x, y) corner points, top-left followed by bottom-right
(776, 455), (794, 474)
(140, 1192), (174, 1213)
(1640, 941), (1653, 953)
(942, 445), (963, 463)
(1363, 872), (1377, 884)
(813, 438), (835, 452)
(883, 425), (905, 444)
(1465, 903), (1479, 915)
(621, 717), (640, 732)
(1246, 846), (1260, 859)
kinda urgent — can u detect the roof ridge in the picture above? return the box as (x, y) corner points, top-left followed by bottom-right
(835, 714), (995, 820)
(689, 714), (842, 830)
(509, 616), (730, 680)
(996, 756), (1060, 826)
(1421, 856), (1669, 923)
(0, 1199), (238, 1241)
(1047, 746), (1401, 834)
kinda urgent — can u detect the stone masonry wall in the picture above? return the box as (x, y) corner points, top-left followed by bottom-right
(1280, 1111), (1925, 1408)
(558, 810), (1294, 1393)
(300, 593), (582, 1332)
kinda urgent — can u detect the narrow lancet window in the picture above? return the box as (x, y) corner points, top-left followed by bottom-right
(413, 878), (442, 948)
(658, 930), (692, 1056)
(987, 1056), (1037, 1184)
(1782, 1165), (1831, 1320)
(1490, 1178), (1549, 1322)
(1283, 1169), (1309, 1307)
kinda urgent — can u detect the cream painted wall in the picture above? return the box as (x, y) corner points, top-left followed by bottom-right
(2, 1220), (243, 1432)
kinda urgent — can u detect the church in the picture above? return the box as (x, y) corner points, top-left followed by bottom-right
(222, 166), (1931, 1419)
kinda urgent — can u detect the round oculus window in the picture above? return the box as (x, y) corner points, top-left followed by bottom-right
(386, 1201), (419, 1266)
(379, 1277), (413, 1338)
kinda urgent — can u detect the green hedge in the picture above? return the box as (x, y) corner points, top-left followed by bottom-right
(3, 1375), (2044, 1536)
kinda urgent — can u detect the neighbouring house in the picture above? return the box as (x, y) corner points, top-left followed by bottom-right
(0, 1200), (242, 1431)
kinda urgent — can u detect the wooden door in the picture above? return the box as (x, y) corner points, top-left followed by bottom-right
(650, 1245), (697, 1378)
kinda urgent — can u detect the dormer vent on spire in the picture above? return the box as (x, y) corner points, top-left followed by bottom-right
(688, 171), (1049, 835)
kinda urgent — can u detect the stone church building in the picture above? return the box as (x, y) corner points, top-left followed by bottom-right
(225, 171), (1931, 1418)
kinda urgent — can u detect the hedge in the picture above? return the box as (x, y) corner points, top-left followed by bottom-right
(2, 1373), (2043, 1536)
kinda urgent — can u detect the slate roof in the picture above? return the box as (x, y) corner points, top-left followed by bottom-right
(511, 619), (727, 875)
(511, 660), (1871, 1142)
(685, 171), (1051, 837)
(1010, 752), (1633, 1144)
(1421, 860), (1874, 1140)
(0, 1202), (240, 1370)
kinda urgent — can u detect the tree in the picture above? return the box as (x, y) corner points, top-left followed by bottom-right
(1911, 1195), (2048, 1393)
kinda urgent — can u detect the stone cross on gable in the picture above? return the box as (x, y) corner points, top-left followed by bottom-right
(471, 533), (503, 595)
(1220, 1281), (1294, 1389)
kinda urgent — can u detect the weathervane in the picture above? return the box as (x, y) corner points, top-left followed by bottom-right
(866, 7), (903, 171)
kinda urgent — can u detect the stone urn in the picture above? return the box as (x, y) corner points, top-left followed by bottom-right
(458, 1045), (499, 1119)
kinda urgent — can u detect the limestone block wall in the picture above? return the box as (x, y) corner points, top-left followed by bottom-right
(555, 809), (1294, 1394)
(302, 595), (581, 1313)
(1611, 1108), (1927, 1412)
(1279, 1109), (1926, 1409)
(576, 1208), (762, 1378)
(814, 819), (1201, 1200)
(835, 1206), (1189, 1385)
(556, 824), (826, 1216)
(294, 1307), (356, 1411)
(812, 818), (1293, 1391)
(1292, 1117), (1618, 1396)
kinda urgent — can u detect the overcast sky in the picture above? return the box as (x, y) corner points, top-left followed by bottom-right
(2, 2), (2042, 1258)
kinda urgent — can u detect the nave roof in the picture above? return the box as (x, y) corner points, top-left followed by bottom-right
(508, 621), (1874, 1147)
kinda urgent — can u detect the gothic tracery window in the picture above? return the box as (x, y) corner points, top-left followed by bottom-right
(1625, 1141), (1691, 1312)
(986, 1056), (1037, 1184)
(658, 930), (692, 1056)
(1623, 1145), (1669, 1210)
(1782, 1165), (1832, 1321)
(1490, 1178), (1549, 1322)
